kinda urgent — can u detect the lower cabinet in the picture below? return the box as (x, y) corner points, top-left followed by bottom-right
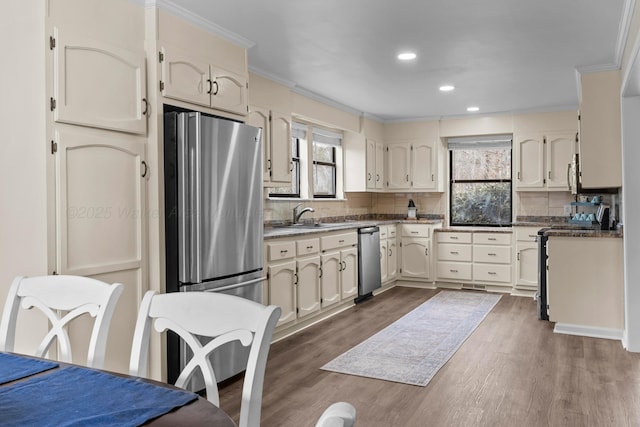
(514, 227), (539, 294)
(435, 230), (513, 292)
(266, 230), (358, 333)
(400, 224), (433, 281)
(379, 225), (398, 284)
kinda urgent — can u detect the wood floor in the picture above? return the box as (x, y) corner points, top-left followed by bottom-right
(219, 287), (640, 427)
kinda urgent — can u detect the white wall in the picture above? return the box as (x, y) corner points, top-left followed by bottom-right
(0, 3), (49, 350)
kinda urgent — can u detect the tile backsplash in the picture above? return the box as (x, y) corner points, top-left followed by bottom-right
(516, 192), (574, 217)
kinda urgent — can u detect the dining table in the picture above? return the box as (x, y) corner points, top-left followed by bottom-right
(0, 352), (237, 427)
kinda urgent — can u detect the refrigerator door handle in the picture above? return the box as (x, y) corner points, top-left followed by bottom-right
(177, 114), (190, 284)
(203, 276), (265, 293)
(191, 114), (202, 283)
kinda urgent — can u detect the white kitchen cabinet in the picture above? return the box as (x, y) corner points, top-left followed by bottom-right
(296, 256), (321, 318)
(514, 132), (576, 191)
(160, 42), (248, 116)
(380, 239), (388, 283)
(51, 27), (147, 135)
(514, 227), (540, 293)
(400, 224), (433, 281)
(366, 139), (385, 190)
(247, 105), (292, 185)
(379, 225), (398, 284)
(436, 232), (473, 282)
(386, 140), (439, 191)
(320, 231), (359, 303)
(53, 128), (147, 371)
(472, 233), (512, 291)
(268, 259), (297, 328)
(387, 238), (398, 280)
(579, 70), (622, 189)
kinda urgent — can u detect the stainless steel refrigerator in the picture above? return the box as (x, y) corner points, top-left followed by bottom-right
(164, 109), (263, 386)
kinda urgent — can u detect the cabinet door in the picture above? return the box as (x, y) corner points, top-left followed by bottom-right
(160, 43), (210, 108)
(401, 237), (430, 279)
(296, 257), (321, 318)
(375, 141), (385, 189)
(546, 132), (575, 190)
(386, 143), (411, 189)
(53, 27), (147, 135)
(515, 242), (538, 289)
(366, 139), (376, 189)
(268, 260), (297, 327)
(387, 238), (398, 280)
(209, 65), (248, 116)
(515, 134), (544, 189)
(55, 129), (146, 372)
(341, 247), (358, 299)
(269, 110), (293, 184)
(320, 252), (341, 308)
(380, 239), (388, 283)
(411, 140), (437, 190)
(247, 106), (271, 183)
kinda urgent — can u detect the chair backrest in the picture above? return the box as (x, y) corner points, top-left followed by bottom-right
(0, 275), (124, 369)
(315, 402), (357, 427)
(129, 290), (281, 427)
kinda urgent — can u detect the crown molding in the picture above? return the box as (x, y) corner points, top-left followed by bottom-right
(290, 86), (364, 118)
(143, 0), (255, 49)
(248, 67), (296, 88)
(615, 0), (636, 67)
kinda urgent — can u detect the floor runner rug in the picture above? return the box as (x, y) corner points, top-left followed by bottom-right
(321, 290), (501, 386)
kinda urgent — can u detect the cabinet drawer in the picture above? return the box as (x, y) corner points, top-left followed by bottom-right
(515, 227), (540, 242)
(296, 237), (320, 256)
(473, 245), (512, 264)
(379, 226), (388, 240)
(401, 224), (430, 238)
(388, 225), (397, 238)
(473, 264), (512, 283)
(437, 262), (472, 281)
(473, 233), (511, 245)
(437, 232), (472, 244)
(437, 243), (472, 262)
(267, 240), (296, 261)
(321, 232), (357, 252)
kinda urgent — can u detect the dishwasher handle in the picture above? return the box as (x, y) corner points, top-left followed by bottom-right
(358, 226), (379, 235)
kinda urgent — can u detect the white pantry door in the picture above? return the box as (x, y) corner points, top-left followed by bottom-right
(54, 128), (146, 373)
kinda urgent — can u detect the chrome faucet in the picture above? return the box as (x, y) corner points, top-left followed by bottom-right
(293, 203), (315, 224)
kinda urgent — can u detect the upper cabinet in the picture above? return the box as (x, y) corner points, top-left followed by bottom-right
(514, 132), (576, 191)
(160, 42), (248, 116)
(51, 27), (147, 135)
(247, 105), (292, 186)
(579, 70), (622, 189)
(386, 139), (442, 191)
(366, 138), (385, 190)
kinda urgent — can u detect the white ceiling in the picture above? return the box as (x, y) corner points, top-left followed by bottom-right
(164, 0), (629, 121)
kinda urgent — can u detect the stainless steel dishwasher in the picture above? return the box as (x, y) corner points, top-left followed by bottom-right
(356, 226), (382, 302)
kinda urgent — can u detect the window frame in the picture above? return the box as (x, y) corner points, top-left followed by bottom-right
(448, 144), (513, 227)
(312, 141), (337, 198)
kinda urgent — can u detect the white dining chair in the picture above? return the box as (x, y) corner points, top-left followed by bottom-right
(129, 290), (281, 427)
(315, 402), (357, 427)
(0, 275), (123, 369)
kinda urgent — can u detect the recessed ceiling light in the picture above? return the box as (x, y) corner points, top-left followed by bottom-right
(439, 85), (455, 92)
(398, 52), (417, 61)
(467, 106), (480, 112)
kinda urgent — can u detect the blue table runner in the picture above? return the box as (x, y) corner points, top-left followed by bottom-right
(0, 366), (199, 427)
(0, 352), (58, 385)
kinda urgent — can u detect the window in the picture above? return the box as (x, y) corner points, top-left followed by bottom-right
(269, 122), (342, 199)
(448, 135), (512, 226)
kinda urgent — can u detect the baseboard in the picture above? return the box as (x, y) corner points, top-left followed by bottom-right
(553, 323), (623, 341)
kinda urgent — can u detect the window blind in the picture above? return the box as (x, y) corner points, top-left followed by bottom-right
(312, 127), (342, 146)
(447, 134), (512, 150)
(291, 122), (307, 140)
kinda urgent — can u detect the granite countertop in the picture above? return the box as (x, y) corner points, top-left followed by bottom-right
(542, 228), (623, 238)
(264, 218), (442, 239)
(435, 227), (512, 234)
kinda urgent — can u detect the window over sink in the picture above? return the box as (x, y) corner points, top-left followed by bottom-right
(448, 135), (512, 226)
(269, 121), (343, 200)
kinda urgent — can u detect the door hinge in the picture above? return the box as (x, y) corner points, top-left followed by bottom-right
(159, 81), (165, 92)
(158, 51), (164, 63)
(50, 97), (56, 111)
(575, 132), (579, 143)
(50, 140), (58, 154)
(52, 270), (58, 275)
(49, 36), (56, 50)
(543, 136), (546, 144)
